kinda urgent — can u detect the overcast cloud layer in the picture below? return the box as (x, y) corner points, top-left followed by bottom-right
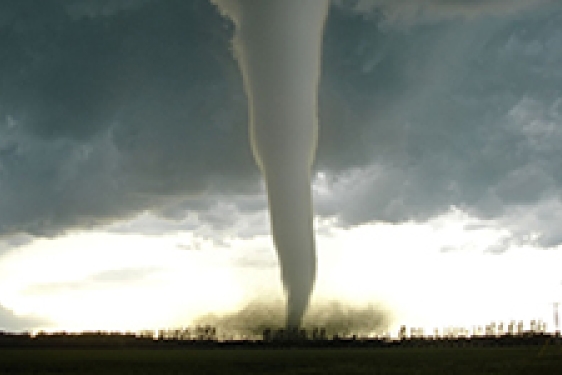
(1, 0), (562, 249)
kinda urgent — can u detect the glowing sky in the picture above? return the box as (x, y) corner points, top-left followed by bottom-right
(1, 0), (562, 335)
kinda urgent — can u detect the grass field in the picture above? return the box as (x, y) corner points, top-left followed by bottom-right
(1, 346), (561, 374)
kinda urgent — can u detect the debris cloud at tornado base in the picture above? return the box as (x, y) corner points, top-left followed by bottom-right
(195, 299), (391, 338)
(211, 0), (329, 328)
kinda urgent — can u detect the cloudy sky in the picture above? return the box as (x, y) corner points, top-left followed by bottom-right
(1, 0), (562, 335)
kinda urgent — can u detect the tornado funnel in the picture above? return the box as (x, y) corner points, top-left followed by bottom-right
(212, 0), (328, 328)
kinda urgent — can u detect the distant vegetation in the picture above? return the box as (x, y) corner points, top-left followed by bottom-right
(0, 321), (560, 349)
(1, 321), (561, 375)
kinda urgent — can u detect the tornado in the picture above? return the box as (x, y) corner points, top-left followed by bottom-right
(212, 0), (329, 328)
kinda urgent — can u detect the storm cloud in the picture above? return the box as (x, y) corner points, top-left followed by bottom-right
(1, 0), (562, 250)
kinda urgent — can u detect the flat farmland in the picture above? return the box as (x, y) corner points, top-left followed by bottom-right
(1, 346), (561, 374)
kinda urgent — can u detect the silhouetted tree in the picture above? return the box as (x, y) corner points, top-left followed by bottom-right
(398, 325), (407, 340)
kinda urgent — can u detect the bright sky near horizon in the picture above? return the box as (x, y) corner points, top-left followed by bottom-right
(1, 205), (561, 335)
(1, 0), (562, 335)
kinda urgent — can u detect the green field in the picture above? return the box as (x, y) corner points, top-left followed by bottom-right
(1, 346), (561, 374)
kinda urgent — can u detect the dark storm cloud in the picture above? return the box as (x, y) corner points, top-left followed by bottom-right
(332, 0), (551, 24)
(106, 194), (269, 240)
(0, 0), (257, 238)
(316, 2), (562, 247)
(64, 0), (154, 19)
(1, 1), (562, 249)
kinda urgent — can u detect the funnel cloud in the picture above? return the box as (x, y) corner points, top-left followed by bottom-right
(211, 0), (329, 328)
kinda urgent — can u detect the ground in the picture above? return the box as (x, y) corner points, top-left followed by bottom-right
(1, 346), (561, 374)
